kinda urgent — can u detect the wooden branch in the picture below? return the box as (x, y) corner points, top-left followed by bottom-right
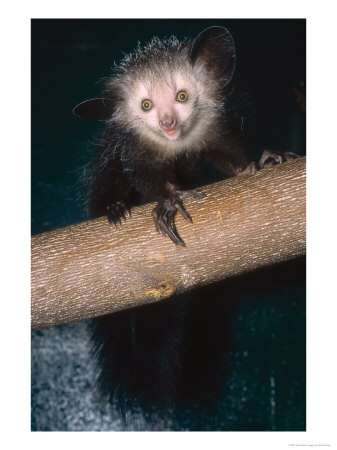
(31, 157), (306, 330)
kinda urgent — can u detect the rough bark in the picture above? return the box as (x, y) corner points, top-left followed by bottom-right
(31, 157), (306, 330)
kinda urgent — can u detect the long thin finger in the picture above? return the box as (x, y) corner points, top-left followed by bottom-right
(176, 203), (192, 223)
(158, 216), (182, 244)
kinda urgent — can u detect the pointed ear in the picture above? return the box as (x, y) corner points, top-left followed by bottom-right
(72, 98), (115, 120)
(189, 26), (236, 88)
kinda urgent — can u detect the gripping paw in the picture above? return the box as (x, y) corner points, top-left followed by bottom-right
(258, 150), (299, 169)
(106, 201), (130, 227)
(152, 189), (205, 246)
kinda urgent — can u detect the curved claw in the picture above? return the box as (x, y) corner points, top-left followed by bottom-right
(151, 189), (205, 245)
(152, 203), (184, 245)
(258, 150), (299, 169)
(106, 201), (130, 228)
(176, 202), (192, 223)
(282, 152), (299, 161)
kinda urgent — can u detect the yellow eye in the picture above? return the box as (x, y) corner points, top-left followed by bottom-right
(176, 91), (188, 102)
(141, 99), (153, 111)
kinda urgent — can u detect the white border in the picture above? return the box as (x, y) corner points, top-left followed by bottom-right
(1, 0), (337, 449)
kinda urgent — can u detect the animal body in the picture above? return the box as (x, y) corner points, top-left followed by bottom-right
(74, 26), (252, 245)
(74, 26), (294, 427)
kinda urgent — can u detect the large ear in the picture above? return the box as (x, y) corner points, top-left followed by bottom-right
(72, 98), (115, 120)
(189, 26), (236, 88)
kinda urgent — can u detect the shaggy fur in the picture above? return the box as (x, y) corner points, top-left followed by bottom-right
(76, 27), (250, 425)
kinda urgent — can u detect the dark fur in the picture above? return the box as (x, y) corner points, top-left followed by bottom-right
(88, 115), (248, 218)
(87, 120), (248, 422)
(79, 27), (250, 424)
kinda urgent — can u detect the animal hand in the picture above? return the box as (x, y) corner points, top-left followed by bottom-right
(152, 189), (205, 246)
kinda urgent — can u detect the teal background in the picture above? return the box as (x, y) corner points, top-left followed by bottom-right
(31, 19), (306, 431)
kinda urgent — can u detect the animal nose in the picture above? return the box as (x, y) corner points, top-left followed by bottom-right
(159, 115), (177, 131)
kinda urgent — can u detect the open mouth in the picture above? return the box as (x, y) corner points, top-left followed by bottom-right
(164, 128), (180, 139)
(166, 129), (177, 136)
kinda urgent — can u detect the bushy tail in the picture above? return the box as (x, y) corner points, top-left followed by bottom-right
(90, 295), (186, 421)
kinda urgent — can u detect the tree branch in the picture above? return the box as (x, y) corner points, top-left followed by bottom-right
(31, 157), (306, 330)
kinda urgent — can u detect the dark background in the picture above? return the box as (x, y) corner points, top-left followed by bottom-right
(31, 19), (306, 431)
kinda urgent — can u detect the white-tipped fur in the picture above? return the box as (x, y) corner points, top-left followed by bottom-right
(105, 36), (225, 158)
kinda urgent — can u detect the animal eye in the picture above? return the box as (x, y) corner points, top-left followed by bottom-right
(141, 99), (153, 111)
(176, 91), (188, 102)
